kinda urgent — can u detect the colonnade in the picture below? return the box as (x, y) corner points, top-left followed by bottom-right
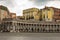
(0, 21), (60, 33)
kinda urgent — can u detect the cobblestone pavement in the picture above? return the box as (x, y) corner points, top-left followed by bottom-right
(0, 33), (60, 40)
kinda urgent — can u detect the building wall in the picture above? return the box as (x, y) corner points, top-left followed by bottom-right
(0, 9), (1, 22)
(0, 5), (10, 22)
(47, 8), (54, 21)
(42, 7), (54, 21)
(53, 8), (60, 22)
(23, 8), (41, 20)
(0, 9), (9, 21)
(10, 13), (16, 18)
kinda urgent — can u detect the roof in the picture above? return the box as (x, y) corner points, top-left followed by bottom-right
(44, 6), (60, 10)
(0, 5), (9, 11)
(10, 13), (16, 15)
(23, 7), (39, 13)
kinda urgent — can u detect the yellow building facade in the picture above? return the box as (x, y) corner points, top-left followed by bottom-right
(42, 7), (54, 21)
(23, 8), (41, 21)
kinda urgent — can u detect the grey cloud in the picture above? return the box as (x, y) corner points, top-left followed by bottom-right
(0, 0), (15, 7)
(29, 0), (60, 6)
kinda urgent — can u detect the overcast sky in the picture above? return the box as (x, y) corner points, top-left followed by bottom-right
(0, 0), (60, 16)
